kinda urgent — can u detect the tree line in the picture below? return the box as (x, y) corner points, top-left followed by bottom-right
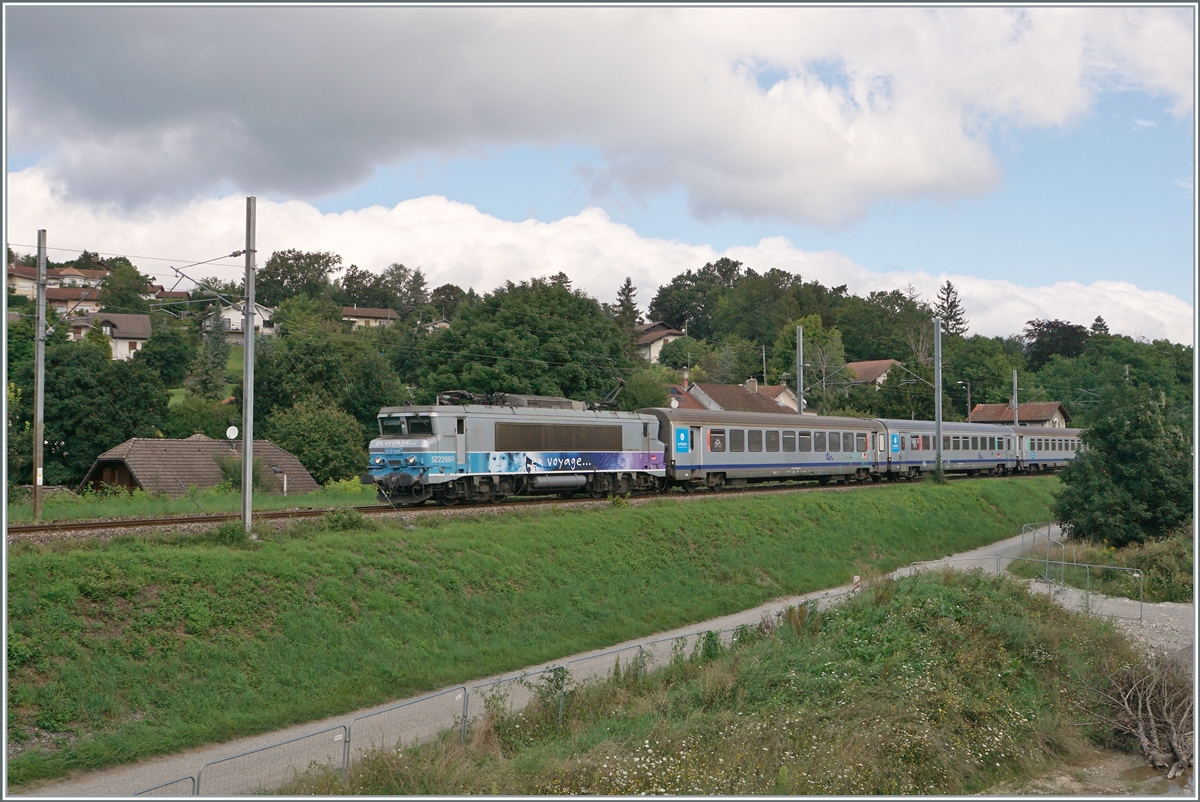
(6, 248), (1192, 511)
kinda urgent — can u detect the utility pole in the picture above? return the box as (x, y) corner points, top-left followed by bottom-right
(796, 325), (804, 413)
(958, 381), (972, 422)
(933, 317), (943, 477)
(241, 198), (256, 534)
(32, 230), (47, 520)
(1012, 370), (1019, 428)
(761, 344), (767, 384)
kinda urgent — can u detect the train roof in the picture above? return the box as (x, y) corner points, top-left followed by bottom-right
(641, 408), (880, 429)
(378, 404), (651, 421)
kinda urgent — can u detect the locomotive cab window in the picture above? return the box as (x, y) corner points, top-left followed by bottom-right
(813, 431), (826, 452)
(730, 429), (745, 452)
(748, 430), (763, 452)
(782, 431), (796, 452)
(406, 415), (434, 435)
(380, 416), (406, 436)
(766, 431), (780, 452)
(708, 429), (726, 452)
(799, 432), (813, 452)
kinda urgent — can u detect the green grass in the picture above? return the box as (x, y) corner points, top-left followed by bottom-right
(227, 344), (243, 376)
(284, 570), (1132, 795)
(5, 481), (378, 524)
(167, 388), (186, 407)
(5, 477), (1060, 787)
(1008, 522), (1193, 603)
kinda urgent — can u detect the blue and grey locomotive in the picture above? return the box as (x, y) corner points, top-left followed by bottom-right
(364, 392), (1081, 504)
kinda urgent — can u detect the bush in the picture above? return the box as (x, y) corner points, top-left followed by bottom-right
(323, 508), (374, 532)
(1054, 386), (1192, 547)
(265, 398), (367, 485)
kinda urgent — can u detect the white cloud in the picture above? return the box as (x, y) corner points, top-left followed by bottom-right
(7, 168), (1192, 345)
(6, 6), (1194, 225)
(1133, 118), (1158, 127)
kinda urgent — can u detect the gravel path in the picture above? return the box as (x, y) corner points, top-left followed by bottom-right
(12, 524), (1194, 798)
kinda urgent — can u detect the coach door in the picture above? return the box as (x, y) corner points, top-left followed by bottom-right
(691, 427), (702, 469)
(455, 417), (467, 470)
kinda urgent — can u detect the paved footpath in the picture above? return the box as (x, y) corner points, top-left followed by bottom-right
(21, 524), (1181, 798)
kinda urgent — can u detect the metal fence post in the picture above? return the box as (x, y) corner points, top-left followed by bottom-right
(342, 727), (350, 784)
(461, 686), (469, 742)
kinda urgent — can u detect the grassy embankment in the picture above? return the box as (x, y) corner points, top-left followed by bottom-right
(5, 480), (377, 524)
(1008, 523), (1193, 603)
(285, 570), (1135, 795)
(6, 477), (1058, 787)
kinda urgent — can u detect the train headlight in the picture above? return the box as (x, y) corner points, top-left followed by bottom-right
(372, 455), (386, 466)
(405, 456), (418, 465)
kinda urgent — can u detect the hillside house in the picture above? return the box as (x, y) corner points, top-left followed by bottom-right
(970, 402), (1072, 428)
(343, 306), (400, 329)
(46, 286), (102, 316)
(69, 313), (152, 359)
(635, 322), (685, 363)
(845, 359), (902, 387)
(201, 300), (276, 345)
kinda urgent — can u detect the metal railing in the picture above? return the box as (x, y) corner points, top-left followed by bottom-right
(195, 724), (347, 796)
(902, 554), (1144, 623)
(132, 775), (195, 796)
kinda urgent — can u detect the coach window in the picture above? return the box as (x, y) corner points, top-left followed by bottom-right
(942, 435), (950, 451)
(782, 431), (796, 452)
(730, 429), (745, 452)
(969, 436), (978, 450)
(988, 436), (995, 450)
(766, 430), (780, 452)
(844, 433), (855, 452)
(899, 435), (905, 451)
(814, 431), (827, 452)
(951, 436), (959, 450)
(799, 431), (813, 452)
(856, 433), (868, 452)
(908, 435), (918, 450)
(878, 434), (887, 452)
(921, 435), (931, 450)
(457, 418), (466, 435)
(708, 429), (726, 452)
(748, 430), (763, 452)
(828, 432), (841, 452)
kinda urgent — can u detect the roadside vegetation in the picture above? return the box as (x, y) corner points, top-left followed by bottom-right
(1009, 523), (1192, 604)
(5, 478), (377, 524)
(6, 477), (1056, 786)
(283, 570), (1141, 795)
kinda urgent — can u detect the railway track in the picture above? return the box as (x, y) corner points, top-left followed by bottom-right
(6, 473), (1043, 540)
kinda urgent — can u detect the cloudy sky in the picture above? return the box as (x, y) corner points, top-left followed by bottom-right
(5, 6), (1196, 344)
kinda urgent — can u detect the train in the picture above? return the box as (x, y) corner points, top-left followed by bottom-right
(363, 392), (1082, 505)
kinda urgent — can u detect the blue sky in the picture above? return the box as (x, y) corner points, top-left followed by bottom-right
(310, 89), (1193, 302)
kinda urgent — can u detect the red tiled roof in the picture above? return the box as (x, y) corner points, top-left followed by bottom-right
(666, 384), (707, 409)
(690, 383), (798, 414)
(970, 402), (1071, 424)
(757, 384), (791, 400)
(845, 359), (901, 384)
(343, 306), (400, 319)
(80, 435), (319, 498)
(157, 290), (191, 300)
(46, 287), (101, 301)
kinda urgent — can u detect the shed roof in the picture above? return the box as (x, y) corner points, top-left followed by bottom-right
(343, 306), (400, 319)
(80, 435), (319, 497)
(970, 402), (1072, 424)
(690, 383), (798, 414)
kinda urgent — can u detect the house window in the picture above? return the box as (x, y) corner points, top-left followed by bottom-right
(129, 341), (139, 352)
(102, 324), (112, 336)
